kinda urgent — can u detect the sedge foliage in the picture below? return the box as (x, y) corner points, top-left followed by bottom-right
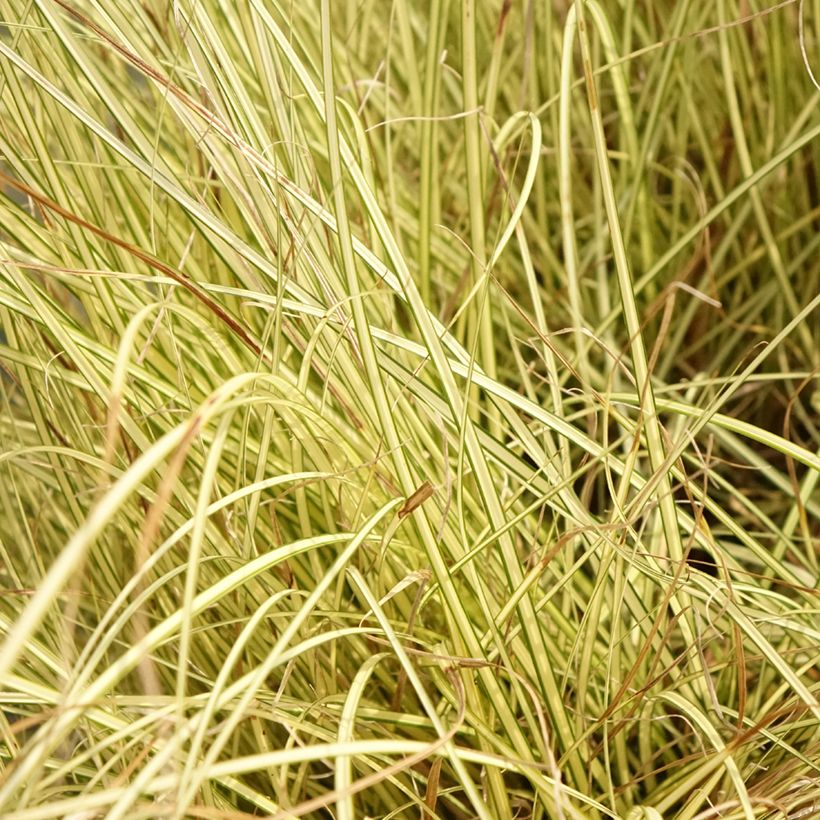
(0, 1), (818, 818)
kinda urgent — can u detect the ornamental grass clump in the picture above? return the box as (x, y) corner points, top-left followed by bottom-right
(0, 1), (818, 818)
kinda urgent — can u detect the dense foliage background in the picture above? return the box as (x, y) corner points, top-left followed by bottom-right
(0, 1), (818, 817)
